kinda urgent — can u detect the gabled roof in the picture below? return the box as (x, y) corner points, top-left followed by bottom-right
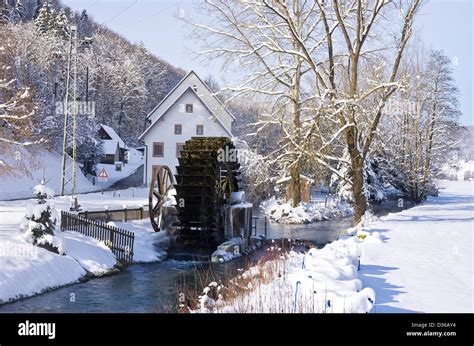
(139, 86), (232, 140)
(99, 124), (127, 150)
(145, 70), (236, 121)
(101, 140), (119, 156)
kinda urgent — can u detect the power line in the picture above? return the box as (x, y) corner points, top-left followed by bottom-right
(113, 1), (180, 30)
(100, 0), (139, 25)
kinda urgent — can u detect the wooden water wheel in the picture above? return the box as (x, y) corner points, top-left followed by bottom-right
(149, 165), (174, 232)
(174, 137), (241, 248)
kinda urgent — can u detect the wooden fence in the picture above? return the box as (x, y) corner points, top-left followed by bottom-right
(77, 207), (149, 222)
(60, 211), (135, 264)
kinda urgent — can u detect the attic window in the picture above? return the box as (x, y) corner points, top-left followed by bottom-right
(186, 104), (193, 113)
(192, 85), (197, 92)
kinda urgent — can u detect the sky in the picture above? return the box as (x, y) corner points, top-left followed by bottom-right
(62, 0), (473, 126)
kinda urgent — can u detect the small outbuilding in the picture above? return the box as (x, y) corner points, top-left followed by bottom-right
(98, 124), (128, 165)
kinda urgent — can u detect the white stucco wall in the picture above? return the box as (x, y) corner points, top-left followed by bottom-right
(143, 89), (231, 185)
(148, 72), (234, 132)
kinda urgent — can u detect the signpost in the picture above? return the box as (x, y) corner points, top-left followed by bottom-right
(98, 168), (108, 194)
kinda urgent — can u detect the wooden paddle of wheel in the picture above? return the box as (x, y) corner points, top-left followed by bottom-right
(148, 165), (174, 232)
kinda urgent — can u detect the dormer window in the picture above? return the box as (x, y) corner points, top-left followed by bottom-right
(185, 104), (193, 113)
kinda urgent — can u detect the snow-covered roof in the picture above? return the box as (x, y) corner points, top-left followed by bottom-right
(101, 140), (119, 155)
(99, 124), (127, 150)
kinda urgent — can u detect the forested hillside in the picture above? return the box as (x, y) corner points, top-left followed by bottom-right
(0, 0), (185, 175)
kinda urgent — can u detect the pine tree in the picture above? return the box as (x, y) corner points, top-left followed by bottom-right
(20, 180), (62, 254)
(53, 8), (69, 39)
(10, 0), (25, 23)
(78, 9), (93, 37)
(34, 1), (55, 34)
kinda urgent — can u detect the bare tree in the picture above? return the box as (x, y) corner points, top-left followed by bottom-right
(189, 0), (322, 207)
(192, 0), (421, 220)
(380, 48), (460, 201)
(292, 0), (421, 220)
(0, 23), (38, 174)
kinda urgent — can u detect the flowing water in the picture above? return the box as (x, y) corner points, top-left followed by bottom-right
(0, 198), (412, 312)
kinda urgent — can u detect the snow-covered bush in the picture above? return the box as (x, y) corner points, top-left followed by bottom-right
(20, 181), (65, 254)
(330, 159), (353, 203)
(261, 196), (354, 224)
(330, 155), (389, 203)
(364, 156), (390, 202)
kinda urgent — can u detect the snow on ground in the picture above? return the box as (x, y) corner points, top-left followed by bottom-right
(199, 180), (473, 313)
(126, 148), (144, 165)
(357, 180), (474, 313)
(0, 148), (143, 200)
(0, 187), (149, 216)
(62, 231), (117, 274)
(0, 149), (96, 200)
(211, 237), (243, 263)
(198, 236), (374, 313)
(0, 236), (86, 304)
(0, 187), (168, 304)
(261, 195), (354, 224)
(96, 162), (143, 188)
(0, 228), (117, 304)
(441, 159), (474, 181)
(109, 219), (171, 263)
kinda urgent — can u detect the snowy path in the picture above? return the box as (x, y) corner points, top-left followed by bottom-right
(359, 181), (474, 313)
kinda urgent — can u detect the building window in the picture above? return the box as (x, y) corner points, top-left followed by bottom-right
(196, 125), (204, 135)
(186, 104), (193, 113)
(176, 143), (185, 158)
(174, 124), (182, 135)
(152, 142), (164, 157)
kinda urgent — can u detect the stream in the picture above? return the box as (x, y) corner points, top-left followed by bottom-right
(0, 197), (413, 312)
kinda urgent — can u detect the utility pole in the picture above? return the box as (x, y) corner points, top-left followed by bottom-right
(60, 24), (79, 199)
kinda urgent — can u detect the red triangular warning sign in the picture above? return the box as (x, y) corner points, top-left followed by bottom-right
(98, 168), (108, 178)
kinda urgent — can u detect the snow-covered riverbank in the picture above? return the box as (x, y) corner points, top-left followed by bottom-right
(198, 180), (473, 313)
(197, 237), (375, 313)
(0, 190), (170, 305)
(260, 195), (354, 224)
(0, 230), (117, 304)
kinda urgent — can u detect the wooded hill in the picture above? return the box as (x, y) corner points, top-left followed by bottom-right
(0, 0), (185, 174)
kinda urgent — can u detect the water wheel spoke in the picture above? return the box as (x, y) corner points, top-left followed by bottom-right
(163, 184), (173, 196)
(157, 213), (163, 229)
(162, 173), (169, 189)
(154, 199), (166, 212)
(148, 165), (175, 232)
